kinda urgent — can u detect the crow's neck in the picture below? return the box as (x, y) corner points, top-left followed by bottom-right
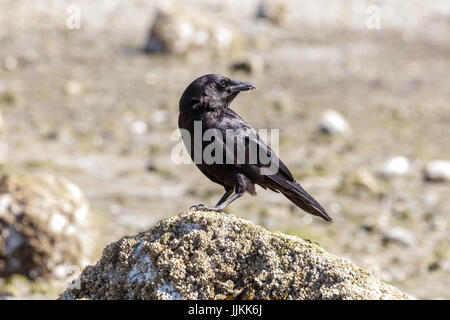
(202, 105), (227, 127)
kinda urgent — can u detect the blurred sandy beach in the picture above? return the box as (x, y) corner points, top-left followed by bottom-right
(0, 0), (449, 299)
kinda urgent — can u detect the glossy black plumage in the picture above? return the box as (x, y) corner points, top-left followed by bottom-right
(178, 74), (332, 222)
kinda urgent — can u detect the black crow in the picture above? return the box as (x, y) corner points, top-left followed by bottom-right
(178, 74), (332, 222)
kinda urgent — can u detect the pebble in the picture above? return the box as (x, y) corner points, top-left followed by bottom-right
(341, 168), (380, 195)
(130, 121), (148, 135)
(424, 160), (450, 182)
(64, 80), (83, 96)
(379, 156), (410, 177)
(256, 0), (287, 25)
(318, 109), (350, 135)
(4, 56), (18, 71)
(230, 54), (264, 74)
(382, 227), (417, 247)
(152, 110), (168, 124)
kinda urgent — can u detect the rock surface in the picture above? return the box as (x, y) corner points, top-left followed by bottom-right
(60, 210), (408, 300)
(0, 174), (95, 280)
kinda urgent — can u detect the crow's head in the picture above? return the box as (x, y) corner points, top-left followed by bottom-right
(179, 74), (256, 111)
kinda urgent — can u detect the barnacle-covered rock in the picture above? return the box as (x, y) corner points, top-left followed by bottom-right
(60, 210), (408, 300)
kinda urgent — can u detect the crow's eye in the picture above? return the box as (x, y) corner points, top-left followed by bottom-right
(218, 79), (228, 88)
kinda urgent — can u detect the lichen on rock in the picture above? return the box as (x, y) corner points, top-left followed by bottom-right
(60, 210), (408, 300)
(0, 174), (96, 280)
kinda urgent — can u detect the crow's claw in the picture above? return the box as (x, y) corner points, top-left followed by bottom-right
(190, 204), (223, 212)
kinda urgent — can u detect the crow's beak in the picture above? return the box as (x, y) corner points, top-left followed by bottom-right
(229, 80), (256, 93)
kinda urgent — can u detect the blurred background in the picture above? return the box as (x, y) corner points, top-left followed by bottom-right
(0, 0), (449, 299)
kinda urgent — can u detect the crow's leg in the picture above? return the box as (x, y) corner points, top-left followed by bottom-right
(215, 192), (243, 210)
(190, 188), (239, 212)
(213, 173), (250, 210)
(215, 187), (233, 207)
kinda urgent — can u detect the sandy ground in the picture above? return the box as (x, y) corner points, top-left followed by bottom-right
(0, 0), (449, 299)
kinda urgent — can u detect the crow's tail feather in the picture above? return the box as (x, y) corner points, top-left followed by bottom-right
(283, 193), (332, 222)
(263, 174), (333, 222)
(282, 181), (332, 222)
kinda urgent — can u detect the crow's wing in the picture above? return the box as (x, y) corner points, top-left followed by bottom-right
(216, 109), (332, 221)
(217, 109), (293, 180)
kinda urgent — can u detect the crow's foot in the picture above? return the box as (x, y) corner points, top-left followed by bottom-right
(189, 204), (223, 212)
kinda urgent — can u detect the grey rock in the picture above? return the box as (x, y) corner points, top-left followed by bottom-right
(60, 210), (408, 300)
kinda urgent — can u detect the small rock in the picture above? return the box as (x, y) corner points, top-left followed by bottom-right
(0, 92), (16, 105)
(60, 210), (409, 300)
(256, 0), (287, 25)
(130, 121), (148, 135)
(379, 156), (410, 177)
(146, 161), (156, 172)
(152, 110), (168, 124)
(143, 4), (245, 56)
(428, 260), (443, 272)
(361, 224), (375, 233)
(230, 54), (265, 74)
(339, 168), (381, 195)
(0, 174), (96, 280)
(64, 80), (83, 96)
(382, 227), (417, 247)
(3, 56), (18, 71)
(318, 109), (350, 135)
(0, 81), (16, 106)
(421, 192), (438, 207)
(424, 160), (450, 182)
